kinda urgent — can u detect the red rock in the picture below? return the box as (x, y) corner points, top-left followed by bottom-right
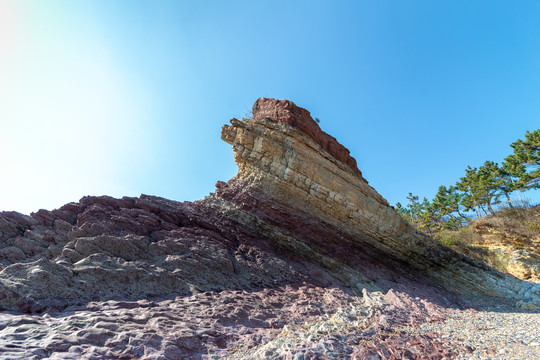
(0, 98), (536, 359)
(252, 97), (363, 176)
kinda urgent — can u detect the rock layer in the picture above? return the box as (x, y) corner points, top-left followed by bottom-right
(0, 195), (338, 312)
(221, 98), (540, 305)
(508, 250), (540, 282)
(251, 98), (362, 177)
(0, 98), (539, 359)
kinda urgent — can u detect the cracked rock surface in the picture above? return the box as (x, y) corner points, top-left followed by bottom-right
(0, 98), (538, 359)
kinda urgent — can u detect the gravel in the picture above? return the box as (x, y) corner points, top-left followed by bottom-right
(227, 292), (540, 359)
(414, 301), (540, 360)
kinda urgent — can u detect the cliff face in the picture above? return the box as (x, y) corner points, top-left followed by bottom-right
(218, 98), (539, 303)
(0, 98), (538, 359)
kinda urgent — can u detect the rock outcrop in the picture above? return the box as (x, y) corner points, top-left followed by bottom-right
(469, 213), (540, 282)
(508, 250), (540, 282)
(0, 98), (538, 359)
(219, 98), (539, 304)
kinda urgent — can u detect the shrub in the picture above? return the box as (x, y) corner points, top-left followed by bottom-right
(435, 228), (509, 272)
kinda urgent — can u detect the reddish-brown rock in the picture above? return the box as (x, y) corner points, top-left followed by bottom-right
(0, 98), (538, 359)
(252, 97), (362, 177)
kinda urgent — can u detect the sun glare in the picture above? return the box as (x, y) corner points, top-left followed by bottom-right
(0, 1), (148, 214)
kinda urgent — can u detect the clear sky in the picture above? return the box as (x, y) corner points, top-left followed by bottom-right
(1, 0), (539, 214)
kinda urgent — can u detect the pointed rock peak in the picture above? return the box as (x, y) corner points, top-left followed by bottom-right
(251, 97), (362, 177)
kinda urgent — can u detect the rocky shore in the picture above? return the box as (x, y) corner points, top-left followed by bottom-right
(0, 98), (538, 359)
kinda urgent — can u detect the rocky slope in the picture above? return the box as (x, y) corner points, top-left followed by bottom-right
(219, 98), (539, 302)
(434, 205), (540, 283)
(469, 207), (540, 282)
(0, 98), (539, 359)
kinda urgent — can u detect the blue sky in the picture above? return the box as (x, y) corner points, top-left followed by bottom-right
(1, 0), (539, 214)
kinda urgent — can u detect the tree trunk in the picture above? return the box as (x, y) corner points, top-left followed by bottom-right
(479, 205), (489, 216)
(504, 192), (514, 209)
(456, 207), (467, 219)
(485, 201), (495, 216)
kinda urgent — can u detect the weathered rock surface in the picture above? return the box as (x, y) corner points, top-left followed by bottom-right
(251, 98), (362, 177)
(470, 213), (540, 282)
(0, 195), (335, 313)
(221, 98), (540, 304)
(508, 250), (540, 282)
(0, 98), (538, 359)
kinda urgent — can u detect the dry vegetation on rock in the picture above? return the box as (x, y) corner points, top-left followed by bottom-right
(435, 204), (540, 281)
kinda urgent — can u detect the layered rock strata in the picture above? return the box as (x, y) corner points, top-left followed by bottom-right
(219, 98), (540, 305)
(0, 98), (538, 359)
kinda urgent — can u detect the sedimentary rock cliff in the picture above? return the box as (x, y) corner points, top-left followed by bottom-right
(218, 98), (539, 304)
(0, 98), (538, 359)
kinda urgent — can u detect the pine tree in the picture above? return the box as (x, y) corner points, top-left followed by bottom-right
(478, 161), (505, 215)
(432, 185), (467, 228)
(456, 166), (484, 216)
(456, 162), (504, 216)
(498, 165), (521, 207)
(395, 129), (540, 232)
(504, 129), (540, 190)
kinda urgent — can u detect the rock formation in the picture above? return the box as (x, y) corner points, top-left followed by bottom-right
(219, 98), (539, 303)
(471, 213), (540, 282)
(0, 98), (538, 359)
(508, 250), (540, 282)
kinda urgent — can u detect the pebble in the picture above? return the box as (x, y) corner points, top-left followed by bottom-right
(416, 305), (540, 359)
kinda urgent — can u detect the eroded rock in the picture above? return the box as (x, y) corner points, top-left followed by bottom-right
(220, 98), (540, 305)
(508, 250), (540, 282)
(0, 98), (538, 359)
